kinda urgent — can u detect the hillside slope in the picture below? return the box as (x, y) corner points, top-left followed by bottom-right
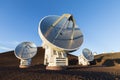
(0, 47), (78, 67)
(91, 52), (120, 66)
(0, 48), (120, 80)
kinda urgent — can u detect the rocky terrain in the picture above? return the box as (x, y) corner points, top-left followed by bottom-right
(0, 47), (120, 80)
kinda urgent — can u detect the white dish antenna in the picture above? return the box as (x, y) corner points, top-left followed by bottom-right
(78, 48), (94, 66)
(93, 52), (97, 55)
(38, 14), (83, 70)
(14, 42), (37, 68)
(82, 48), (94, 61)
(38, 14), (83, 52)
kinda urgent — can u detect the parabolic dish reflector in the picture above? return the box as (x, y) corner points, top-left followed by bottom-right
(14, 42), (37, 59)
(38, 14), (83, 51)
(82, 48), (94, 61)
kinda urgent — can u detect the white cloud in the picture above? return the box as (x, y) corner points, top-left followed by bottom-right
(0, 46), (12, 51)
(0, 41), (21, 53)
(6, 41), (21, 46)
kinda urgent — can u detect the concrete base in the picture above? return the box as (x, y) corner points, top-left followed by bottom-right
(46, 66), (67, 70)
(19, 65), (31, 68)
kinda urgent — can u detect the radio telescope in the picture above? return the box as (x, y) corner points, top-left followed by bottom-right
(78, 48), (94, 66)
(14, 42), (37, 68)
(93, 52), (97, 55)
(38, 14), (83, 70)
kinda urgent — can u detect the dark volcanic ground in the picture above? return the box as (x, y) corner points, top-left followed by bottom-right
(0, 47), (120, 80)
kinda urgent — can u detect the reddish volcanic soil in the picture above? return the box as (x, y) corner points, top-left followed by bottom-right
(0, 47), (120, 80)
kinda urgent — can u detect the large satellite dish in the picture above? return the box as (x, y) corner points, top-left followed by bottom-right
(14, 42), (37, 68)
(38, 14), (83, 70)
(82, 48), (94, 61)
(38, 14), (83, 52)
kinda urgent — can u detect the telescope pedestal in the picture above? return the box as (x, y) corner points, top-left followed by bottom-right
(78, 55), (90, 66)
(46, 66), (67, 70)
(43, 44), (68, 70)
(19, 59), (31, 68)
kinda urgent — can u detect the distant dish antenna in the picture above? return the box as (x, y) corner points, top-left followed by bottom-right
(78, 48), (94, 66)
(93, 52), (97, 55)
(14, 42), (37, 68)
(38, 14), (83, 70)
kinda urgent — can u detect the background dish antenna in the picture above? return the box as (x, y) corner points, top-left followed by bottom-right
(14, 42), (37, 68)
(93, 52), (97, 55)
(38, 14), (83, 70)
(78, 48), (94, 65)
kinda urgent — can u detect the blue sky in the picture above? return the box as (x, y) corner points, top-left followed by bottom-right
(0, 0), (120, 55)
